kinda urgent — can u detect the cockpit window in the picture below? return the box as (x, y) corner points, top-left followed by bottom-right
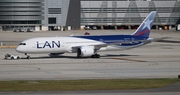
(19, 43), (26, 45)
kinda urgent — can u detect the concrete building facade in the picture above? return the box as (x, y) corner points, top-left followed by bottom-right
(0, 0), (180, 31)
(42, 0), (80, 31)
(81, 0), (180, 30)
(0, 0), (44, 31)
(0, 0), (80, 31)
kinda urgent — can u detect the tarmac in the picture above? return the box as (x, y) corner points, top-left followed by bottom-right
(0, 30), (180, 94)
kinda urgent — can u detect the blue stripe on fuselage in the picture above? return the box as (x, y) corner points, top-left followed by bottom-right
(74, 35), (148, 44)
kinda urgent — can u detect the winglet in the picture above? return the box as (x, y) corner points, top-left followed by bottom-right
(132, 11), (156, 38)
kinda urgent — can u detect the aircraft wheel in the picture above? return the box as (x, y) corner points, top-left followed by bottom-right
(91, 55), (95, 58)
(77, 55), (81, 58)
(17, 57), (20, 59)
(91, 54), (100, 58)
(27, 56), (31, 59)
(95, 54), (100, 58)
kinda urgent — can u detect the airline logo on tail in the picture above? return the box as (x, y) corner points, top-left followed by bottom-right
(133, 11), (156, 37)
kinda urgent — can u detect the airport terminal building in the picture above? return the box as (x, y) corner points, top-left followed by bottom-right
(0, 0), (180, 31)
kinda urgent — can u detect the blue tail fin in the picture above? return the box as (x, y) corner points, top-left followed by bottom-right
(132, 11), (156, 37)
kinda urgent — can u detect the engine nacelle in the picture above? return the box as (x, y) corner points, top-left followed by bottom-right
(77, 46), (94, 57)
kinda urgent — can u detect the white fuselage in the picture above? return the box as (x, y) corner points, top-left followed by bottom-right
(16, 36), (145, 54)
(15, 11), (156, 58)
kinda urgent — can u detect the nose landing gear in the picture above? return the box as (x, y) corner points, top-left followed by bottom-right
(25, 53), (31, 59)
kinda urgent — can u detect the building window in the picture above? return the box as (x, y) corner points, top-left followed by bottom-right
(48, 18), (56, 24)
(0, 21), (41, 24)
(48, 8), (61, 14)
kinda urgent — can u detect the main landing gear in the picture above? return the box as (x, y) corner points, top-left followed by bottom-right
(25, 53), (31, 59)
(91, 54), (100, 58)
(91, 50), (100, 58)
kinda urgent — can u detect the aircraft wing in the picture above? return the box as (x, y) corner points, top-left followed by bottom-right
(138, 37), (171, 45)
(71, 37), (170, 52)
(71, 43), (108, 52)
(71, 39), (151, 51)
(148, 37), (180, 44)
(148, 37), (171, 42)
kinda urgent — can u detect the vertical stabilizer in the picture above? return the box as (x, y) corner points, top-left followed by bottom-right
(132, 11), (156, 37)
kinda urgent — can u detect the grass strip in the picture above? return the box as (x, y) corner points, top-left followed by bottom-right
(0, 79), (179, 91)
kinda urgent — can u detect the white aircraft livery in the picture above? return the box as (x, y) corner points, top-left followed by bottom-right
(16, 11), (156, 59)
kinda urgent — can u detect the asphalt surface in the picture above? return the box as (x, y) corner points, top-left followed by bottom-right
(0, 30), (180, 95)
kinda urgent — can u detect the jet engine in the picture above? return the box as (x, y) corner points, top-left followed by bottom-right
(77, 46), (94, 57)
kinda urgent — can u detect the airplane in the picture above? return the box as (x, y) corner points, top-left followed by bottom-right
(16, 11), (156, 59)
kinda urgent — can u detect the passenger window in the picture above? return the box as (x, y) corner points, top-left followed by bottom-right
(23, 43), (26, 45)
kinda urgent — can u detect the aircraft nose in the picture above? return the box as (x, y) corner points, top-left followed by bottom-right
(16, 46), (22, 53)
